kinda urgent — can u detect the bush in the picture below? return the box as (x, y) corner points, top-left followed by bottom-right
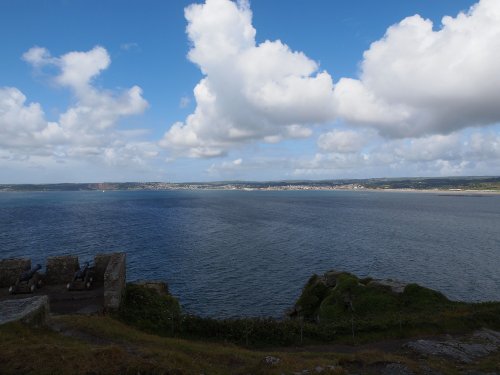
(294, 274), (330, 321)
(118, 283), (181, 335)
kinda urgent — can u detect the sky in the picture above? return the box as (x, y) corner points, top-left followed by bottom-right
(1, 0), (500, 183)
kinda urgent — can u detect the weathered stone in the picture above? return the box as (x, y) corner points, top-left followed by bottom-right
(94, 253), (112, 282)
(405, 335), (498, 364)
(0, 258), (31, 287)
(418, 362), (443, 375)
(382, 363), (415, 375)
(45, 255), (79, 285)
(473, 328), (500, 345)
(103, 252), (126, 311)
(322, 270), (344, 288)
(0, 295), (49, 325)
(263, 356), (280, 365)
(368, 279), (407, 294)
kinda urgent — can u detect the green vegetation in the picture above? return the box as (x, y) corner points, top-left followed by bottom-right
(117, 283), (335, 346)
(1, 278), (500, 374)
(116, 276), (500, 348)
(118, 283), (181, 335)
(291, 271), (500, 342)
(0, 316), (346, 375)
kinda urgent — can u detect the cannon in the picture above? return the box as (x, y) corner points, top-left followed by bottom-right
(9, 264), (43, 294)
(67, 261), (94, 291)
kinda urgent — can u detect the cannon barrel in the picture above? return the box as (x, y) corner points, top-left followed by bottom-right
(19, 264), (42, 282)
(74, 262), (90, 281)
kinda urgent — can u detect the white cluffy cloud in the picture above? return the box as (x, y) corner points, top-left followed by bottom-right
(162, 0), (500, 163)
(292, 126), (500, 178)
(335, 0), (500, 137)
(160, 0), (336, 157)
(1, 46), (151, 168)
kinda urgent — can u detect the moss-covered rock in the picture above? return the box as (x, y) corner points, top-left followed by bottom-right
(290, 274), (330, 321)
(292, 271), (455, 325)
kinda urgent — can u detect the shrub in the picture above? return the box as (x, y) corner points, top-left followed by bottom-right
(118, 283), (181, 335)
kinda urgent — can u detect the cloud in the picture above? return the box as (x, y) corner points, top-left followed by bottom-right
(179, 96), (191, 108)
(1, 46), (150, 167)
(162, 0), (500, 160)
(294, 126), (500, 178)
(160, 0), (336, 157)
(335, 0), (500, 137)
(317, 129), (371, 153)
(120, 42), (140, 52)
(0, 87), (65, 150)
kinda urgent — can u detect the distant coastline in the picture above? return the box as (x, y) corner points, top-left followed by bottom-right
(1, 176), (499, 194)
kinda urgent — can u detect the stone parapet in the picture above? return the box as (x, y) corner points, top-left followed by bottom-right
(0, 258), (31, 288)
(45, 255), (79, 285)
(0, 295), (49, 325)
(102, 252), (126, 311)
(94, 253), (112, 282)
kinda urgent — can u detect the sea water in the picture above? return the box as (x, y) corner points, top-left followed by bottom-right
(0, 190), (499, 318)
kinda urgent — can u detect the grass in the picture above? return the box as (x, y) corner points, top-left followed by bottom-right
(1, 276), (500, 374)
(114, 277), (500, 347)
(0, 316), (345, 375)
(1, 314), (500, 374)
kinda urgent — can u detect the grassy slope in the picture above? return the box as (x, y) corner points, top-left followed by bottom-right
(1, 315), (500, 375)
(0, 316), (347, 375)
(1, 278), (500, 374)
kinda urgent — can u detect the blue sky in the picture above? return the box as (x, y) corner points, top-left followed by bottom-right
(1, 0), (499, 183)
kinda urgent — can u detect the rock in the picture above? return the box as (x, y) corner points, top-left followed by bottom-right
(418, 363), (443, 375)
(368, 279), (407, 294)
(314, 366), (324, 373)
(382, 363), (415, 375)
(473, 328), (500, 345)
(322, 270), (344, 288)
(263, 356), (280, 365)
(405, 333), (499, 364)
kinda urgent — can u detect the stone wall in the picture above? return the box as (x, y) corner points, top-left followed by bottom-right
(0, 258), (31, 288)
(45, 255), (79, 285)
(102, 252), (126, 311)
(0, 295), (49, 326)
(93, 253), (112, 282)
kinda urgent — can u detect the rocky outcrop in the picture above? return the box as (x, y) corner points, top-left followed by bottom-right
(405, 329), (500, 364)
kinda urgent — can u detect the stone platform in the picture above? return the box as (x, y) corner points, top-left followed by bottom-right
(0, 295), (49, 325)
(0, 252), (126, 325)
(0, 283), (105, 315)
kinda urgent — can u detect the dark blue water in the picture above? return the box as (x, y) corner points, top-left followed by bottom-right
(1, 190), (499, 318)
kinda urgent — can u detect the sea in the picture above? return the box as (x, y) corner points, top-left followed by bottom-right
(0, 189), (499, 318)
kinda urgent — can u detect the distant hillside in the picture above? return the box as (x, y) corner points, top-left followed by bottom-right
(1, 176), (499, 192)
